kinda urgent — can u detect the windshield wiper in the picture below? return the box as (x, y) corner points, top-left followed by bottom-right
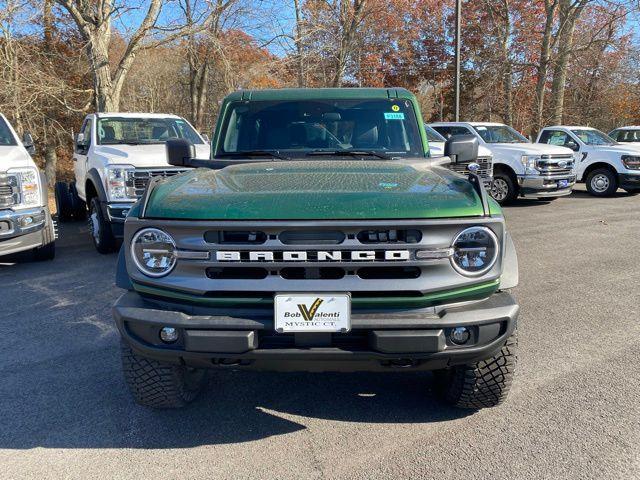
(219, 150), (290, 160)
(306, 150), (391, 160)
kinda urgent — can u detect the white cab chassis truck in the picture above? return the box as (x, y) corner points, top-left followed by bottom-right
(536, 126), (640, 196)
(429, 122), (576, 204)
(0, 114), (56, 260)
(55, 113), (209, 253)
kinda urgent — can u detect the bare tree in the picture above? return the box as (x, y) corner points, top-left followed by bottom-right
(549, 0), (590, 124)
(531, 0), (559, 136)
(54, 0), (227, 112)
(331, 0), (368, 86)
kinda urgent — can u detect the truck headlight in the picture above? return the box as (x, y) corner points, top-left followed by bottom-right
(131, 228), (177, 277)
(106, 165), (135, 201)
(520, 155), (541, 175)
(622, 155), (640, 170)
(8, 167), (40, 207)
(451, 226), (499, 276)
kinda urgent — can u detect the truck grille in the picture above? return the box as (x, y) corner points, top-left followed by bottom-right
(130, 169), (186, 197)
(447, 156), (493, 187)
(0, 174), (19, 208)
(537, 154), (574, 176)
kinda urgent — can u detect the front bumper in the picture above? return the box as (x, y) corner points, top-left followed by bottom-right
(517, 174), (576, 197)
(619, 172), (640, 191)
(0, 207), (54, 256)
(114, 290), (519, 372)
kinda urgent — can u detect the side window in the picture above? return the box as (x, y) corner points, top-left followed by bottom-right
(432, 126), (471, 139)
(544, 130), (569, 147)
(76, 119), (92, 153)
(609, 130), (621, 141)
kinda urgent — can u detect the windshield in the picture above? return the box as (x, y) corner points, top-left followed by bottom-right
(612, 129), (640, 142)
(472, 125), (528, 144)
(0, 117), (17, 146)
(571, 129), (616, 146)
(97, 117), (203, 145)
(217, 99), (424, 158)
(425, 125), (446, 143)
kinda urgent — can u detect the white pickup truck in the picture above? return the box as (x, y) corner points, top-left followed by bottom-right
(609, 126), (640, 145)
(536, 126), (640, 196)
(0, 113), (56, 260)
(429, 122), (576, 204)
(56, 113), (209, 253)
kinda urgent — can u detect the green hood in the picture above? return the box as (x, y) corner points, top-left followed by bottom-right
(143, 160), (487, 220)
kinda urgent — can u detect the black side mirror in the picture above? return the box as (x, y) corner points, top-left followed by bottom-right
(167, 138), (196, 167)
(566, 140), (579, 151)
(23, 132), (36, 155)
(444, 134), (479, 163)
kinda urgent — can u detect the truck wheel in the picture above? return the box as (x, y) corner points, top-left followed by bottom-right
(490, 174), (517, 205)
(33, 241), (55, 261)
(120, 341), (207, 409)
(88, 197), (117, 254)
(586, 169), (617, 197)
(54, 182), (73, 222)
(437, 332), (517, 409)
(69, 182), (87, 220)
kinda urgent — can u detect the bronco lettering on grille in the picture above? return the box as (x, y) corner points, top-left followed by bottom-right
(215, 250), (411, 262)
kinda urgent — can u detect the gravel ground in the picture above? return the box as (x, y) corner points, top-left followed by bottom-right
(1, 184), (638, 480)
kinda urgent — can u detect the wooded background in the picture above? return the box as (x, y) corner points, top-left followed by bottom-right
(1, 0), (639, 184)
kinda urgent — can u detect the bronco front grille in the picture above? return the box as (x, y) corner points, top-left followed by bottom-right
(447, 156), (493, 187)
(0, 174), (19, 208)
(127, 219), (505, 295)
(130, 169), (186, 197)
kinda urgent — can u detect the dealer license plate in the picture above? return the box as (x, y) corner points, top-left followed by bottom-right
(274, 294), (351, 333)
(558, 179), (569, 188)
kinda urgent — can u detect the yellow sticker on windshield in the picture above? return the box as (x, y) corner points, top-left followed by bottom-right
(391, 105), (400, 112)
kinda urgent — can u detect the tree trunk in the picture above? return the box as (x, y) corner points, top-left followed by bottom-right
(549, 0), (587, 125)
(331, 0), (367, 87)
(44, 140), (57, 186)
(499, 0), (512, 125)
(293, 0), (305, 87)
(532, 0), (557, 137)
(87, 28), (118, 112)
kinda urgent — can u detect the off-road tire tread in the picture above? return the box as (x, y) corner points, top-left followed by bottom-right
(443, 332), (517, 409)
(120, 342), (206, 409)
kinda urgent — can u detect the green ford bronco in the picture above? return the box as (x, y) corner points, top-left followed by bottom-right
(113, 88), (519, 409)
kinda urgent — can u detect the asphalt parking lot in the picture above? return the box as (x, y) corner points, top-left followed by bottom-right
(1, 184), (639, 480)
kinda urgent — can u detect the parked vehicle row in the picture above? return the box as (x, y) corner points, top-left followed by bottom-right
(428, 121), (640, 204)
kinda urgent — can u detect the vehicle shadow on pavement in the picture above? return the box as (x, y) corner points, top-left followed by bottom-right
(0, 344), (471, 450)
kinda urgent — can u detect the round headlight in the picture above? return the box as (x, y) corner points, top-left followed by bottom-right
(451, 226), (499, 276)
(131, 228), (177, 277)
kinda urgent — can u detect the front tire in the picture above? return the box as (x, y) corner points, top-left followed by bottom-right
(490, 173), (518, 205)
(586, 168), (617, 197)
(88, 196), (117, 254)
(437, 332), (517, 409)
(120, 341), (207, 409)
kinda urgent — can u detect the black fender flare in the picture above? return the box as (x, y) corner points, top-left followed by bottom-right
(115, 245), (134, 290)
(85, 168), (107, 203)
